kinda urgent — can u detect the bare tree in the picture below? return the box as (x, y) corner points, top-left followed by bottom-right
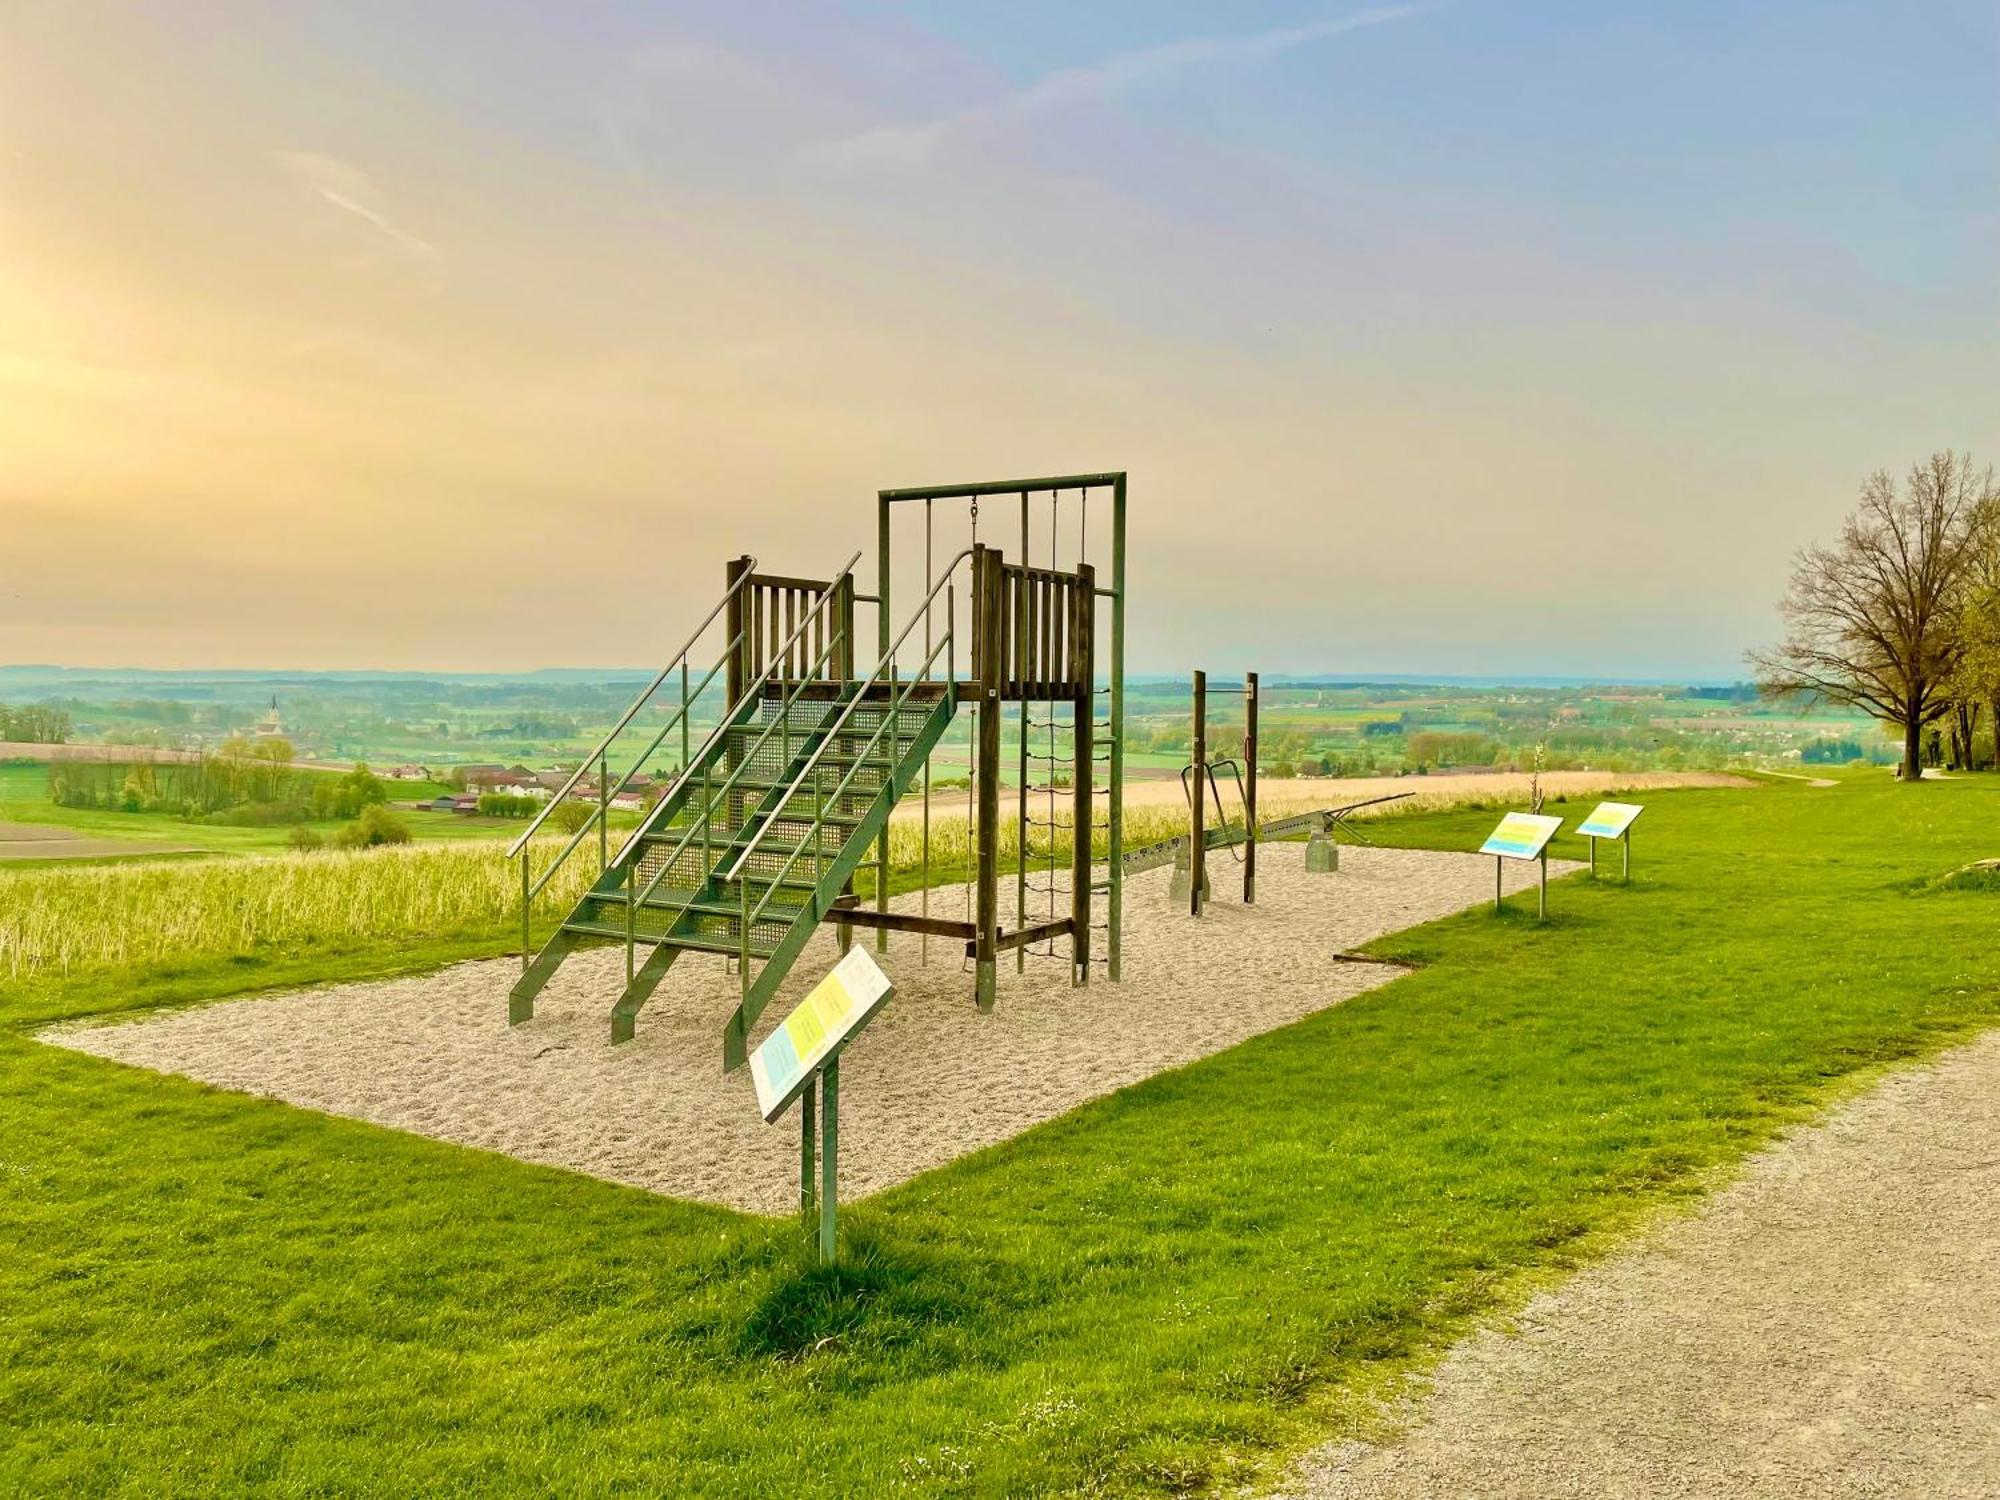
(1949, 492), (2000, 768)
(1751, 452), (1997, 781)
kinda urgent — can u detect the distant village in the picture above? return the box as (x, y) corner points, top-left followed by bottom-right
(389, 763), (663, 816)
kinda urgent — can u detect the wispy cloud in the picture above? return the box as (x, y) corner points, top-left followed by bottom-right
(275, 150), (440, 259)
(803, 4), (1440, 169)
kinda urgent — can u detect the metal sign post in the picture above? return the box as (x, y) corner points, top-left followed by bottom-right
(752, 948), (896, 1265)
(1479, 812), (1564, 920)
(1575, 801), (1643, 882)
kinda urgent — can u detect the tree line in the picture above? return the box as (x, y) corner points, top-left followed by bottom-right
(49, 742), (392, 825)
(1753, 451), (2000, 778)
(0, 703), (72, 743)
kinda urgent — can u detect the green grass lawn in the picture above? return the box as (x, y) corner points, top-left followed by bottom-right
(4, 773), (1999, 1495)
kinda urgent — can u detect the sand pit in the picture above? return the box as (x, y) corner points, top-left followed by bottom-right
(47, 844), (1578, 1214)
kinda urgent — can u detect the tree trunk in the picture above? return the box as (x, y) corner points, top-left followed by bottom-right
(1903, 717), (1922, 781)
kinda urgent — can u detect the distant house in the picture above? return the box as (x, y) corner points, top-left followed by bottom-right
(457, 764), (510, 788)
(447, 793), (482, 814)
(386, 764), (432, 781)
(427, 794), (459, 812)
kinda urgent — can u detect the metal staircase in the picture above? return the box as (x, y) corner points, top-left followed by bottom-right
(508, 551), (961, 1071)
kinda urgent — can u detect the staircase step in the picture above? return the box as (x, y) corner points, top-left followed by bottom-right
(744, 807), (866, 830)
(728, 774), (887, 795)
(588, 888), (810, 925)
(719, 745), (898, 773)
(560, 920), (779, 959)
(656, 930), (783, 959)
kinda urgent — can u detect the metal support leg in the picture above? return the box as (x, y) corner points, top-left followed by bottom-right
(799, 1085), (816, 1216)
(818, 1057), (839, 1265)
(519, 854), (531, 974)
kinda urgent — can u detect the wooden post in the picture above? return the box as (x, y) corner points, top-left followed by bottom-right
(725, 555), (752, 705)
(1071, 564), (1095, 984)
(1495, 855), (1503, 913)
(1190, 669), (1207, 918)
(1539, 853), (1548, 920)
(973, 545), (1003, 1011)
(874, 503), (891, 953)
(1108, 474), (1125, 981)
(724, 555), (752, 833)
(1243, 671), (1258, 905)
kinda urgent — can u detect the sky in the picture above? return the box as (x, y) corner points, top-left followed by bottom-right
(2, 0), (1996, 678)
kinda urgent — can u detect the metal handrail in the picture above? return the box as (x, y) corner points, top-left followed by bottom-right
(621, 625), (846, 911)
(617, 553), (863, 914)
(507, 559), (760, 860)
(725, 548), (971, 959)
(521, 640), (740, 905)
(736, 627), (954, 951)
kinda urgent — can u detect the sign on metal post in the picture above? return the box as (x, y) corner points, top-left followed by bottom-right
(751, 946), (895, 1265)
(1479, 812), (1563, 919)
(1576, 801), (1641, 880)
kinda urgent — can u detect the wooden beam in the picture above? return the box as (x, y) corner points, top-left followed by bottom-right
(819, 907), (975, 940)
(966, 917), (1075, 957)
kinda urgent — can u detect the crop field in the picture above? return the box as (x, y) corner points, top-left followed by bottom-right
(6, 772), (2000, 1494)
(0, 841), (599, 985)
(0, 762), (540, 860)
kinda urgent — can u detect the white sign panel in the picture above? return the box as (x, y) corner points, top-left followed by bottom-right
(1478, 812), (1563, 861)
(750, 947), (895, 1122)
(1576, 801), (1642, 840)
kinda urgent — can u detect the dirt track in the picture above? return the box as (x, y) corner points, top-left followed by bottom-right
(0, 821), (197, 862)
(1285, 1032), (2000, 1500)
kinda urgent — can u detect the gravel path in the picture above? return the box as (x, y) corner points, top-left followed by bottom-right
(1284, 1032), (2000, 1500)
(49, 844), (1573, 1213)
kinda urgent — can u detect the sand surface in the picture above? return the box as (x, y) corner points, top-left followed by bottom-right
(1284, 1031), (2000, 1500)
(47, 844), (1573, 1213)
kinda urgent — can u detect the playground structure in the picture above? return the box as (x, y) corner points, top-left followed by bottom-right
(504, 473), (1128, 1071)
(1127, 670), (1417, 915)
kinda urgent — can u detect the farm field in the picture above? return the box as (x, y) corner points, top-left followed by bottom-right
(0, 762), (540, 860)
(3, 665), (1893, 790)
(890, 766), (1755, 830)
(6, 771), (1999, 1494)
